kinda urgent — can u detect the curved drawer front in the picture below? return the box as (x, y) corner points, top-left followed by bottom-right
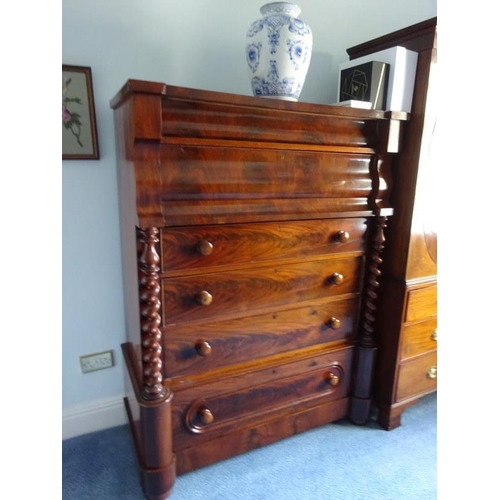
(162, 256), (363, 325)
(171, 346), (353, 450)
(163, 296), (360, 378)
(160, 218), (367, 275)
(160, 146), (372, 201)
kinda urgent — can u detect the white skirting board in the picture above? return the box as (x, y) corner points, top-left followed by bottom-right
(62, 396), (127, 440)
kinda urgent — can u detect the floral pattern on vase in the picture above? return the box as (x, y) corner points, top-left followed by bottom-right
(245, 2), (312, 101)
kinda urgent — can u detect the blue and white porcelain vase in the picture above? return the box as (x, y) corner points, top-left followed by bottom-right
(245, 2), (313, 101)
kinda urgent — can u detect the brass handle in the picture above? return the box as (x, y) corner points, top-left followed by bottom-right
(196, 290), (213, 306)
(431, 330), (437, 341)
(328, 373), (340, 387)
(198, 407), (214, 425)
(196, 240), (214, 256)
(328, 273), (344, 285)
(195, 340), (212, 357)
(427, 366), (437, 379)
(328, 317), (341, 330)
(335, 230), (350, 243)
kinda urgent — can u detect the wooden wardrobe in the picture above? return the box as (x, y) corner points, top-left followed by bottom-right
(347, 17), (438, 429)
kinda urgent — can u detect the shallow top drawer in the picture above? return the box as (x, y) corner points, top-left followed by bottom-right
(404, 285), (437, 324)
(160, 218), (367, 275)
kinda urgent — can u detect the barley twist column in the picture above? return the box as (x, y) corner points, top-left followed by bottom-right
(137, 227), (166, 400)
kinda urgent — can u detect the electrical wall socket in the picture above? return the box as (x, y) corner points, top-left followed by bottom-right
(80, 350), (114, 373)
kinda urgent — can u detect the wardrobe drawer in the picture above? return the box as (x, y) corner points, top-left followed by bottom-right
(400, 317), (437, 360)
(396, 350), (437, 401)
(404, 285), (437, 323)
(171, 346), (353, 450)
(162, 256), (364, 325)
(163, 296), (360, 378)
(160, 218), (367, 274)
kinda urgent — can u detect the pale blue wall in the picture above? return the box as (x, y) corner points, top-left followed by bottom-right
(62, 0), (437, 410)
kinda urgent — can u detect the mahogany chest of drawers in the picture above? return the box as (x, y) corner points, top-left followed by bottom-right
(111, 80), (407, 499)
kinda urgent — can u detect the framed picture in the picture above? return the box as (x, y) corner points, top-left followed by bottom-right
(62, 64), (100, 159)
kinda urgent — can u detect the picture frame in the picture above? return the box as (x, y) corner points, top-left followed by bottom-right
(62, 64), (100, 160)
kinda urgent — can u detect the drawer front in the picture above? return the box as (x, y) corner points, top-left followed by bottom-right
(163, 296), (360, 378)
(405, 285), (437, 323)
(160, 146), (372, 201)
(171, 346), (353, 450)
(161, 218), (367, 274)
(400, 317), (438, 360)
(162, 256), (364, 325)
(396, 350), (437, 401)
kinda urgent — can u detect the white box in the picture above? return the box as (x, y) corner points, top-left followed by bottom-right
(337, 46), (418, 113)
(335, 100), (373, 109)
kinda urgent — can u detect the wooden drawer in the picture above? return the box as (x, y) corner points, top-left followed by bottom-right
(160, 218), (367, 275)
(160, 146), (372, 202)
(171, 346), (353, 450)
(400, 317), (437, 360)
(163, 296), (359, 378)
(396, 350), (437, 401)
(404, 285), (437, 323)
(162, 256), (363, 325)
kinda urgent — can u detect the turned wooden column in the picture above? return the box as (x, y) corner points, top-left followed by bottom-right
(123, 226), (176, 500)
(350, 215), (387, 424)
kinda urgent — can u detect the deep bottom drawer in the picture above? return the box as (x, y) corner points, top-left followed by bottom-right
(175, 396), (350, 474)
(396, 350), (437, 401)
(171, 346), (353, 451)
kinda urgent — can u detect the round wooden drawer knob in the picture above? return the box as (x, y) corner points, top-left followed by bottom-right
(426, 366), (437, 379)
(431, 330), (437, 341)
(195, 340), (212, 357)
(328, 272), (344, 285)
(328, 373), (340, 387)
(335, 230), (350, 243)
(329, 317), (341, 330)
(196, 290), (213, 306)
(198, 407), (214, 425)
(196, 240), (214, 256)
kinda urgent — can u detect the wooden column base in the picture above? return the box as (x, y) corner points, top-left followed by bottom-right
(349, 345), (376, 425)
(122, 343), (176, 500)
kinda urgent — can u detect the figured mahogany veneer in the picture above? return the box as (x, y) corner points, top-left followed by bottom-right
(111, 80), (408, 499)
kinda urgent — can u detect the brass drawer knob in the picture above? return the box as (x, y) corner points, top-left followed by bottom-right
(431, 330), (437, 341)
(196, 240), (214, 256)
(427, 366), (437, 379)
(335, 230), (350, 243)
(328, 272), (344, 285)
(328, 317), (341, 330)
(196, 290), (213, 306)
(328, 373), (340, 387)
(198, 407), (214, 425)
(195, 340), (212, 357)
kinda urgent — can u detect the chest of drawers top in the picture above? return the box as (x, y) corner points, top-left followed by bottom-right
(111, 80), (407, 228)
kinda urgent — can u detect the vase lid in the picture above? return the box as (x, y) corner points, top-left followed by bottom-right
(260, 2), (301, 17)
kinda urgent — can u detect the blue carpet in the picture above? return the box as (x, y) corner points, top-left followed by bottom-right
(62, 393), (436, 499)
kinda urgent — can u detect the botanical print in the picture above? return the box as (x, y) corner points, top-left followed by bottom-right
(62, 65), (99, 159)
(62, 76), (84, 148)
